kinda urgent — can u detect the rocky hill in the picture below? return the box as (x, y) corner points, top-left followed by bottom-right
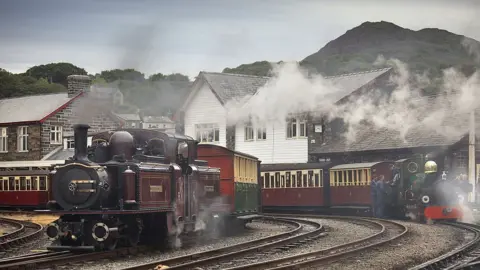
(222, 21), (480, 78)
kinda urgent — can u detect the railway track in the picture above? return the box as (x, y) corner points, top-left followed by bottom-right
(118, 217), (325, 270)
(220, 216), (407, 270)
(0, 218), (43, 253)
(0, 217), (300, 270)
(408, 222), (480, 270)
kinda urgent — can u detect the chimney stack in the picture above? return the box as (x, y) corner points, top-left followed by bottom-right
(67, 75), (92, 98)
(73, 124), (91, 162)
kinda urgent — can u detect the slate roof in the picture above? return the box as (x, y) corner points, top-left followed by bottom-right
(46, 149), (74, 160)
(0, 93), (73, 124)
(143, 116), (174, 123)
(195, 68), (391, 108)
(323, 68), (391, 102)
(114, 113), (141, 121)
(311, 94), (480, 154)
(201, 72), (270, 104)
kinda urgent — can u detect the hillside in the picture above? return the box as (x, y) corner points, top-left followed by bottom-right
(223, 21), (480, 78)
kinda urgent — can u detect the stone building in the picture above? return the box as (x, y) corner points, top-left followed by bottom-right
(0, 75), (123, 161)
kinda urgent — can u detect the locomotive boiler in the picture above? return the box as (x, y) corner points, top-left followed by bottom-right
(43, 124), (211, 251)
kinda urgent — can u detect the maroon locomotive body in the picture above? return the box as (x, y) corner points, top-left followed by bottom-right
(41, 124), (229, 251)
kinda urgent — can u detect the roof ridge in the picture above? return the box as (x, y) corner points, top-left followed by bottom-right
(324, 67), (392, 79)
(0, 92), (67, 101)
(200, 71), (270, 79)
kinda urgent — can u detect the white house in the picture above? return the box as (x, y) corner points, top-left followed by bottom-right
(179, 69), (391, 164)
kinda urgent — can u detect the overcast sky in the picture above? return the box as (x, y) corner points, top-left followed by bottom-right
(0, 0), (479, 79)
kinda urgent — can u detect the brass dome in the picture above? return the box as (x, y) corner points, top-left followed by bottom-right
(424, 160), (437, 174)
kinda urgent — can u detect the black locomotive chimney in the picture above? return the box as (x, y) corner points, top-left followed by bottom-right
(73, 124), (90, 161)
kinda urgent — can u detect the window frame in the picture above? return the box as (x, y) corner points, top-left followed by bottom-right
(286, 117), (307, 139)
(17, 126), (29, 152)
(244, 123), (254, 141)
(50, 125), (63, 145)
(0, 127), (7, 153)
(195, 123), (220, 143)
(256, 126), (267, 140)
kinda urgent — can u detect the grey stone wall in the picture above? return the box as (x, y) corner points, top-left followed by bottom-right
(40, 75), (122, 157)
(0, 125), (42, 161)
(67, 75), (91, 98)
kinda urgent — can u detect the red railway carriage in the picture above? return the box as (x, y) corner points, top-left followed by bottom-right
(260, 163), (332, 212)
(197, 144), (260, 215)
(329, 161), (394, 208)
(0, 160), (65, 209)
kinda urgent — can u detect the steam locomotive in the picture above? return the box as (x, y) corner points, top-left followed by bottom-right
(41, 124), (260, 251)
(397, 157), (471, 223)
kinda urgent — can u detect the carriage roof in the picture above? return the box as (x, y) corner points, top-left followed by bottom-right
(261, 162), (332, 172)
(0, 160), (65, 168)
(330, 161), (391, 170)
(197, 144), (259, 160)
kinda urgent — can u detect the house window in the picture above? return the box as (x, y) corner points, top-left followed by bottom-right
(0, 127), (7, 153)
(195, 123), (220, 143)
(257, 126), (267, 140)
(286, 118), (307, 139)
(63, 138), (75, 149)
(245, 123), (254, 141)
(17, 126), (28, 152)
(299, 119), (307, 137)
(50, 126), (62, 144)
(286, 118), (297, 138)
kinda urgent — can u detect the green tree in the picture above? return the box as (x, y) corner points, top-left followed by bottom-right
(99, 69), (145, 82)
(165, 73), (190, 81)
(24, 62), (87, 86)
(148, 73), (165, 81)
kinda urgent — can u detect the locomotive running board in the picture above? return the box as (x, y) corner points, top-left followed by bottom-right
(47, 245), (95, 252)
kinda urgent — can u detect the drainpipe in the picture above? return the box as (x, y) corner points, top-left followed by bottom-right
(468, 110), (476, 203)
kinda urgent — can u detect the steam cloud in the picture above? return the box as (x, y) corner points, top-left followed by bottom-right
(224, 40), (480, 146)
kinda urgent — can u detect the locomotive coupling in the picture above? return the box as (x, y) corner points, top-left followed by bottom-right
(92, 222), (118, 242)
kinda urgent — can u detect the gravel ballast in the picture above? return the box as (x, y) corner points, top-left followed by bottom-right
(309, 221), (469, 270)
(77, 219), (292, 270)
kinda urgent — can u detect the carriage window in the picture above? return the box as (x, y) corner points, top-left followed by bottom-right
(20, 177), (26, 190)
(297, 171), (302, 187)
(292, 174), (296, 187)
(0, 179), (3, 191)
(315, 173), (320, 187)
(338, 171), (343, 186)
(346, 171), (352, 186)
(280, 175), (285, 188)
(264, 173), (270, 188)
(32, 177), (38, 191)
(286, 172), (291, 187)
(271, 175), (274, 188)
(303, 174), (307, 187)
(275, 172), (280, 188)
(308, 171), (314, 187)
(39, 177), (47, 191)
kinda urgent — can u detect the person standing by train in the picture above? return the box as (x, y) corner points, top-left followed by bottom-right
(371, 173), (379, 217)
(376, 175), (386, 218)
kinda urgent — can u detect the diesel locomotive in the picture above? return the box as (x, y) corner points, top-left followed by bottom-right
(41, 124), (260, 251)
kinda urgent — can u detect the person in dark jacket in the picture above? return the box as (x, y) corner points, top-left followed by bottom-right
(376, 175), (386, 218)
(371, 174), (379, 217)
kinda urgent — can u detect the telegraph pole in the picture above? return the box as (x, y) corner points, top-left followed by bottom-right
(468, 110), (476, 203)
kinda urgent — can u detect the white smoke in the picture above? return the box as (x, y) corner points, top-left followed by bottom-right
(224, 62), (341, 128)
(224, 53), (480, 147)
